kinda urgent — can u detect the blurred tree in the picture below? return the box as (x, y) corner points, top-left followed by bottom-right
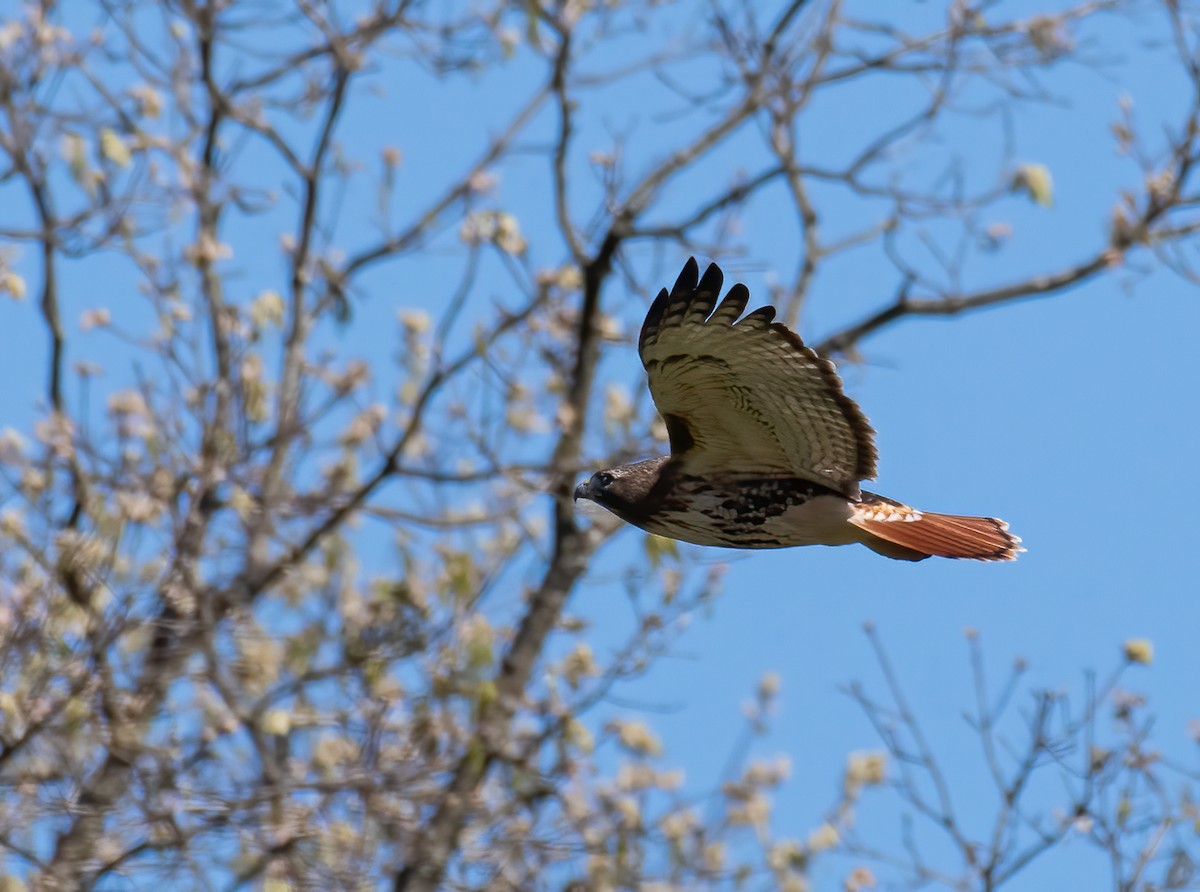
(0, 0), (1198, 889)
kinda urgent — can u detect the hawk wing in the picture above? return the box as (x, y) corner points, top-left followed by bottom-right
(638, 258), (877, 496)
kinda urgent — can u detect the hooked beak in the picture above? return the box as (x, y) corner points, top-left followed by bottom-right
(573, 480), (591, 502)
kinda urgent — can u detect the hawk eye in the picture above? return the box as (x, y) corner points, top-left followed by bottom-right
(595, 471), (614, 488)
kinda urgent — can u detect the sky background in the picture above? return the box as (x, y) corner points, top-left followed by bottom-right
(2, 0), (1198, 888)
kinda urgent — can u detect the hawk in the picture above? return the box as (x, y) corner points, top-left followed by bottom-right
(574, 259), (1022, 561)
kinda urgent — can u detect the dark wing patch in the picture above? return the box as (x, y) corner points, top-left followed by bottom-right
(662, 413), (695, 454)
(638, 258), (877, 494)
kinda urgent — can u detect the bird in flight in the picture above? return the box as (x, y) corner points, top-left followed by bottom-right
(574, 259), (1021, 561)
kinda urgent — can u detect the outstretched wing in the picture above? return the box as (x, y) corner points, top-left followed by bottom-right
(638, 258), (877, 496)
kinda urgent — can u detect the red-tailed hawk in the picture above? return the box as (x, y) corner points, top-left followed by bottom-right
(574, 259), (1022, 561)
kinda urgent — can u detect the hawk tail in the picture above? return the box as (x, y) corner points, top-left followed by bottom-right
(850, 498), (1022, 562)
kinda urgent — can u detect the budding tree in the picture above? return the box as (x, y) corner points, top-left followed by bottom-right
(0, 1), (1198, 890)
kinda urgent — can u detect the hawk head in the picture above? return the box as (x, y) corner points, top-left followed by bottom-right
(573, 458), (666, 514)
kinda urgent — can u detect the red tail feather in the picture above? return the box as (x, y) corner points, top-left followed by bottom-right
(850, 499), (1022, 562)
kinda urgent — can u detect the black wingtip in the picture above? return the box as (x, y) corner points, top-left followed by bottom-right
(638, 287), (670, 355)
(696, 260), (724, 299)
(672, 257), (700, 296)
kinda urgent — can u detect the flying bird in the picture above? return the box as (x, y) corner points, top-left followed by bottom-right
(574, 259), (1021, 561)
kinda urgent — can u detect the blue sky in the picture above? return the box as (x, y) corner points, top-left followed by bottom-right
(2, 0), (1198, 887)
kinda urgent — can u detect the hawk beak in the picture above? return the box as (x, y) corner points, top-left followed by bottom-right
(573, 480), (590, 502)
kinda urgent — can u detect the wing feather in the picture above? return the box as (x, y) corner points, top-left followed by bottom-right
(710, 283), (749, 325)
(638, 259), (877, 495)
(688, 261), (723, 321)
(736, 305), (776, 329)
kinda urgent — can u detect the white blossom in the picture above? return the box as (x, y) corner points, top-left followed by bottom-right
(249, 290), (285, 328)
(0, 428), (27, 464)
(80, 308), (111, 331)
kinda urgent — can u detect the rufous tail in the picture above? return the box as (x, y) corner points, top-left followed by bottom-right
(849, 494), (1022, 562)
